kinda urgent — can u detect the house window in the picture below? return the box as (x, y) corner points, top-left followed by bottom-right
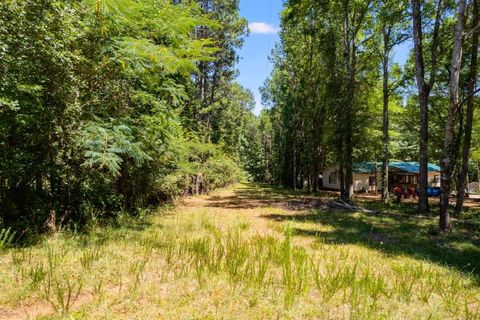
(395, 174), (418, 185)
(408, 175), (418, 185)
(329, 171), (339, 185)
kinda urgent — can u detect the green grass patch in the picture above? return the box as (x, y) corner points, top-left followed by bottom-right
(0, 184), (478, 319)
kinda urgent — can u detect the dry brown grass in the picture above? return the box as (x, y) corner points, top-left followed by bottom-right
(0, 183), (479, 319)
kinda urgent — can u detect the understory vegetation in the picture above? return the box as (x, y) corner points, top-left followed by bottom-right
(0, 184), (478, 319)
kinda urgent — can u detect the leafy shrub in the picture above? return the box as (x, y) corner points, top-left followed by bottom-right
(153, 141), (244, 199)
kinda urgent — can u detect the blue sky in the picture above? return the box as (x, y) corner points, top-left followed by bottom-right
(237, 0), (282, 114)
(236, 0), (411, 115)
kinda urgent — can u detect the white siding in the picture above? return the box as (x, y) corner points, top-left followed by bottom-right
(322, 166), (340, 190)
(353, 173), (373, 192)
(428, 172), (441, 187)
(322, 166), (376, 192)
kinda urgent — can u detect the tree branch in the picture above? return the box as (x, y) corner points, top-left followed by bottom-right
(457, 86), (480, 110)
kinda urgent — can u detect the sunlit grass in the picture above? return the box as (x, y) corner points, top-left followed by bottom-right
(0, 184), (479, 319)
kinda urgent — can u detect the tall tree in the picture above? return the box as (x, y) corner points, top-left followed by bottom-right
(377, 0), (409, 203)
(439, 0), (467, 232)
(411, 0), (443, 214)
(455, 0), (480, 214)
(339, 0), (374, 201)
(189, 0), (248, 143)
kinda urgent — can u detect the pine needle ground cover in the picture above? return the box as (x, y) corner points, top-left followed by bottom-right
(0, 184), (479, 319)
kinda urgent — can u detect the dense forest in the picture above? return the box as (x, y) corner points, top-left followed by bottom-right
(1, 0), (480, 235)
(0, 0), (256, 232)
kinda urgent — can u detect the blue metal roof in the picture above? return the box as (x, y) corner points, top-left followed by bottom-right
(353, 162), (440, 174)
(389, 161), (440, 173)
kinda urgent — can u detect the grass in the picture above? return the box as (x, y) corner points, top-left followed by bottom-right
(0, 227), (15, 251)
(0, 183), (479, 319)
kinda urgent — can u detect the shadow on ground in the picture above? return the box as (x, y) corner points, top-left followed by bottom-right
(204, 183), (335, 210)
(225, 184), (480, 281)
(267, 214), (479, 283)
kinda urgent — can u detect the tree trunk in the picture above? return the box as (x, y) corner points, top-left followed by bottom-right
(195, 173), (201, 195)
(412, 0), (429, 214)
(339, 0), (350, 202)
(381, 27), (391, 203)
(339, 142), (346, 199)
(418, 94), (430, 214)
(345, 58), (355, 201)
(293, 137), (297, 190)
(439, 0), (466, 232)
(343, 2), (355, 202)
(478, 162), (480, 182)
(455, 0), (479, 215)
(345, 111), (354, 201)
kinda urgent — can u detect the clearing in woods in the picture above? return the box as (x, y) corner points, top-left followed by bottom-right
(1, 184), (479, 319)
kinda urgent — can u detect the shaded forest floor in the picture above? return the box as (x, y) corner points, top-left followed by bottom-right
(1, 184), (479, 319)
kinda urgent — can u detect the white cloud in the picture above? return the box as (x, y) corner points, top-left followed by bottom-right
(248, 22), (279, 34)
